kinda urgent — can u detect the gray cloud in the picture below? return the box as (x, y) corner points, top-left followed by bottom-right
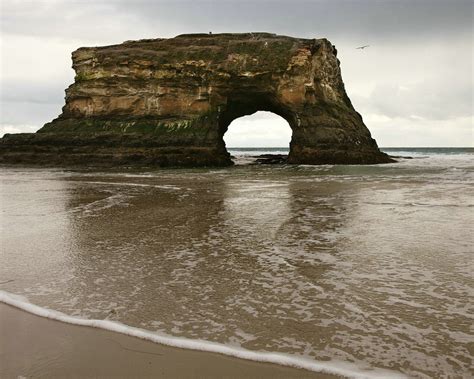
(0, 79), (68, 128)
(0, 101), (61, 127)
(1, 80), (66, 105)
(2, 1), (471, 43)
(353, 76), (473, 121)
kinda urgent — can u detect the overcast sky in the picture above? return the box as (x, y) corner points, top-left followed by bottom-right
(1, 0), (472, 147)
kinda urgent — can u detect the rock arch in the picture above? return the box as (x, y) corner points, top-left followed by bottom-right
(0, 33), (392, 166)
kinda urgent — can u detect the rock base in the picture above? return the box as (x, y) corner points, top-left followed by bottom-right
(0, 133), (232, 167)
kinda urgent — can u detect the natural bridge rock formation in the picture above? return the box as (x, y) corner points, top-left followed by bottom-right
(0, 33), (392, 166)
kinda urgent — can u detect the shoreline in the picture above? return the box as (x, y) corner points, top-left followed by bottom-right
(0, 303), (340, 378)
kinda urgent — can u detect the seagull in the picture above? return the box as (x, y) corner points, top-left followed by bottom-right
(356, 45), (370, 50)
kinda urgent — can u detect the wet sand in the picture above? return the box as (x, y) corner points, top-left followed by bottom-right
(1, 157), (473, 378)
(0, 304), (338, 379)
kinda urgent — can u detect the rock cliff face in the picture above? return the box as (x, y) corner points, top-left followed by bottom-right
(0, 33), (392, 166)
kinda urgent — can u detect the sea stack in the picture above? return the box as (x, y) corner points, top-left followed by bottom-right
(0, 33), (392, 166)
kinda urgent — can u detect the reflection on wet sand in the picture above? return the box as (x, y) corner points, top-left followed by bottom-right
(1, 161), (473, 378)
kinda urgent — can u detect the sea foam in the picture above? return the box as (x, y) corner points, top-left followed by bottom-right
(0, 290), (407, 379)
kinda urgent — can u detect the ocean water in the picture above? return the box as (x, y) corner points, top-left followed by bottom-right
(1, 148), (473, 378)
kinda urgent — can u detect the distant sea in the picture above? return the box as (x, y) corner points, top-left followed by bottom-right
(1, 146), (473, 378)
(227, 146), (474, 156)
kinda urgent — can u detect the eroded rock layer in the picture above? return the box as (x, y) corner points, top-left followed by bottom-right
(0, 33), (392, 166)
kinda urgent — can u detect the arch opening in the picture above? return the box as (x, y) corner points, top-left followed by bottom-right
(223, 111), (293, 164)
(222, 111), (293, 164)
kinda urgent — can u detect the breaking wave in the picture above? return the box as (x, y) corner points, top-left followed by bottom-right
(0, 290), (407, 379)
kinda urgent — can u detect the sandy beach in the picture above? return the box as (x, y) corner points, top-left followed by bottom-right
(0, 303), (338, 378)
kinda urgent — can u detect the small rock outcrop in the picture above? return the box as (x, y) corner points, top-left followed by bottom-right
(0, 33), (392, 166)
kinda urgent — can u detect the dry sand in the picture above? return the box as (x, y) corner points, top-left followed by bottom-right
(0, 303), (339, 378)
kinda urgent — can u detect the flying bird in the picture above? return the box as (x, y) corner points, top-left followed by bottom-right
(356, 45), (370, 50)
